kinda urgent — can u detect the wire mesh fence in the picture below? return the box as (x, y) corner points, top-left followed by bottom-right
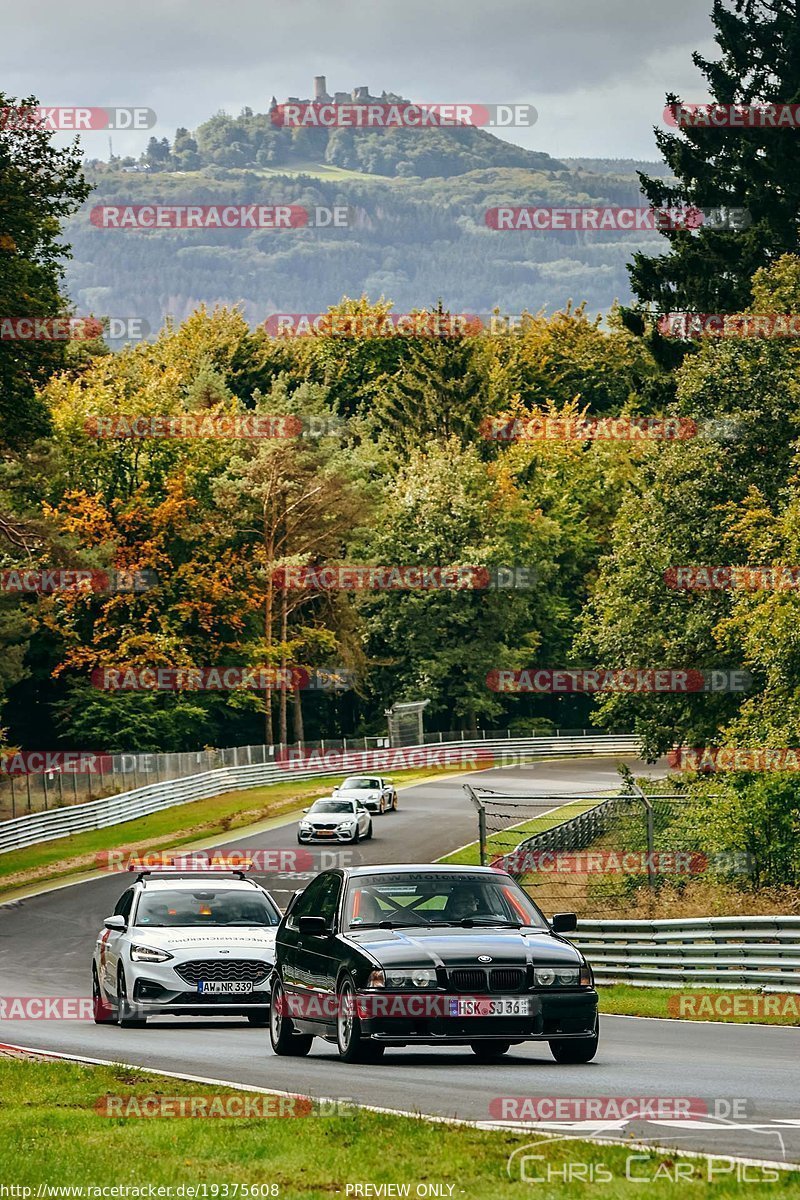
(464, 784), (753, 920)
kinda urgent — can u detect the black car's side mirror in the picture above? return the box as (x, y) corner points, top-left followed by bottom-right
(298, 915), (329, 935)
(551, 912), (577, 934)
(104, 915), (127, 931)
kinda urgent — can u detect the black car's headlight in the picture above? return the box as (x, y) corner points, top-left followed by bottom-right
(385, 968), (437, 988)
(130, 944), (174, 963)
(534, 965), (589, 988)
(366, 968), (437, 988)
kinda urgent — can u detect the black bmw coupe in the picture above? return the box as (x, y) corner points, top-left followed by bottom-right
(268, 864), (598, 1063)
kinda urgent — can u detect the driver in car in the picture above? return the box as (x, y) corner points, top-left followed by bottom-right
(446, 887), (481, 920)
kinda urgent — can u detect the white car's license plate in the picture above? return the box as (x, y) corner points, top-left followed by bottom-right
(197, 980), (254, 995)
(449, 996), (531, 1017)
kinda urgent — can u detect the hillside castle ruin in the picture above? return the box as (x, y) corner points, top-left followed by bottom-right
(269, 76), (407, 110)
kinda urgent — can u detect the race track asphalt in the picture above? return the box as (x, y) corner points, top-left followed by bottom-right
(1, 755), (797, 1168)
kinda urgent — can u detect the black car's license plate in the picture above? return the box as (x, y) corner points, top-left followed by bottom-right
(448, 996), (531, 1017)
(197, 980), (253, 995)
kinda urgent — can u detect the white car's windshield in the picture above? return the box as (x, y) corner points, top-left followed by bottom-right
(311, 799), (357, 813)
(341, 778), (380, 790)
(134, 888), (279, 927)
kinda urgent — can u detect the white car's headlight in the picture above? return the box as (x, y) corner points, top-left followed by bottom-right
(299, 821), (311, 829)
(385, 968), (437, 988)
(130, 944), (174, 963)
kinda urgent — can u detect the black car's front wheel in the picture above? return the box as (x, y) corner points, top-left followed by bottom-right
(549, 1022), (599, 1064)
(269, 980), (313, 1056)
(336, 977), (384, 1063)
(470, 1041), (511, 1060)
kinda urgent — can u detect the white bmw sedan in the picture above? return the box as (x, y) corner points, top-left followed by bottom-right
(297, 797), (373, 844)
(92, 870), (281, 1028)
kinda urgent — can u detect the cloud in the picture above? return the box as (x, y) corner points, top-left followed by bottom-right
(3, 0), (718, 158)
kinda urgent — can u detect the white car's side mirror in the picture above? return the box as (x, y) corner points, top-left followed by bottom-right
(104, 915), (126, 931)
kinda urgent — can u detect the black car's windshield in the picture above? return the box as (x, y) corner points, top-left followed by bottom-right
(344, 872), (548, 930)
(134, 888), (279, 927)
(341, 777), (380, 790)
(311, 799), (357, 814)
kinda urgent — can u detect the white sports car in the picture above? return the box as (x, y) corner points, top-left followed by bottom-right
(297, 796), (373, 844)
(332, 775), (398, 815)
(92, 869), (281, 1028)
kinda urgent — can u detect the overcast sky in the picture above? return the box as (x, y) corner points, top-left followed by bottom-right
(3, 0), (718, 160)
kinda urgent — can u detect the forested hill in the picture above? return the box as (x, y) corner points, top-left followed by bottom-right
(117, 107), (566, 178)
(66, 162), (662, 331)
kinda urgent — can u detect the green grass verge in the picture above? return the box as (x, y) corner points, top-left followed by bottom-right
(0, 1056), (795, 1196)
(438, 799), (599, 866)
(0, 763), (486, 902)
(599, 983), (800, 1026)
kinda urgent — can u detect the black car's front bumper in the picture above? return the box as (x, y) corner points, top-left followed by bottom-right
(356, 989), (597, 1044)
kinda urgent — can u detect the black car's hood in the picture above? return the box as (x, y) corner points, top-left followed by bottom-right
(345, 925), (582, 969)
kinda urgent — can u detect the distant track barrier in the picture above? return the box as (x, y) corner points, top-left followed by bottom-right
(0, 733), (639, 855)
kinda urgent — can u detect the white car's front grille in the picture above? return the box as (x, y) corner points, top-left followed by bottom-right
(175, 959), (271, 985)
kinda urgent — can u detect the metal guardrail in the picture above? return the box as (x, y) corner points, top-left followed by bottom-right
(0, 733), (639, 855)
(571, 916), (800, 991)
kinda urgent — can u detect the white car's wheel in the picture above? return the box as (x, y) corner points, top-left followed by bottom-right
(116, 965), (146, 1028)
(92, 966), (115, 1024)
